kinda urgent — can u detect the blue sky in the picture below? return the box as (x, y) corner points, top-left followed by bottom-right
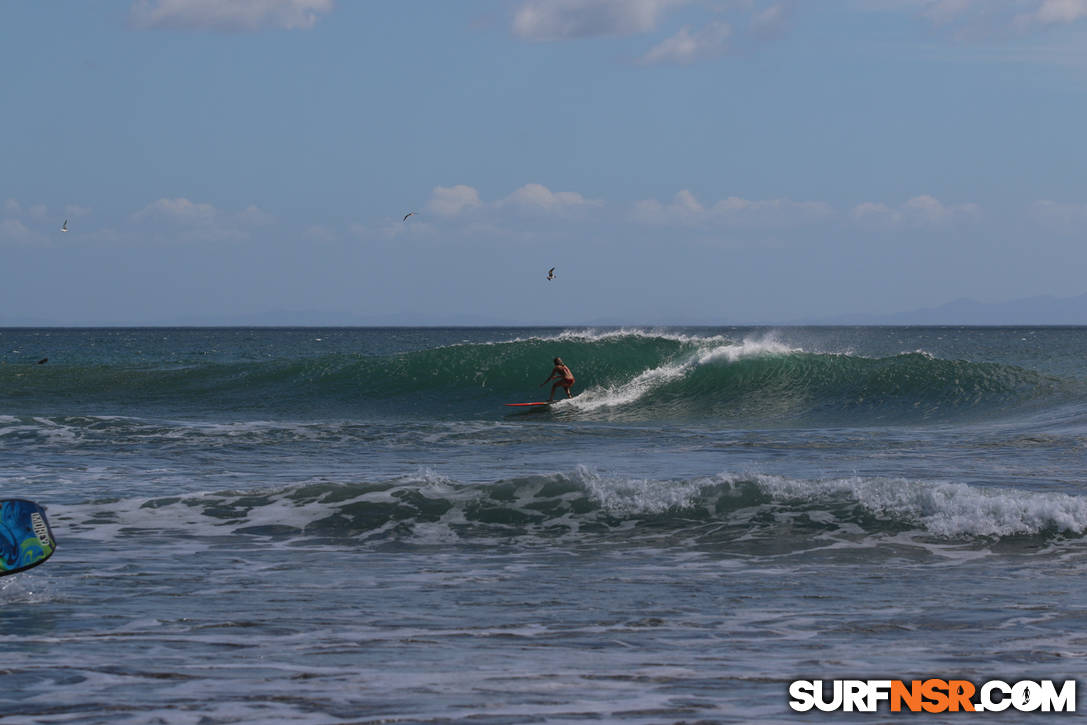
(3, 0), (1087, 325)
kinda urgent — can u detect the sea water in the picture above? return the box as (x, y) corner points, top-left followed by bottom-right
(1, 326), (1085, 723)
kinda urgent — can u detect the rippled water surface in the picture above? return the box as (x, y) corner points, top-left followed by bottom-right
(2, 326), (1086, 722)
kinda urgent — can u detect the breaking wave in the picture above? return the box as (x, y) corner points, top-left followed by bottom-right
(0, 330), (1072, 425)
(48, 469), (1087, 555)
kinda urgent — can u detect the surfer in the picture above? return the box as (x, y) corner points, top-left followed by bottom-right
(541, 357), (575, 402)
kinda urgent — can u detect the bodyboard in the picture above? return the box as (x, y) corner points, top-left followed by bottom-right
(0, 499), (57, 577)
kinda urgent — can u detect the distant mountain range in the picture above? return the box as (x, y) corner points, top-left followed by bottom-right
(5, 294), (1087, 327)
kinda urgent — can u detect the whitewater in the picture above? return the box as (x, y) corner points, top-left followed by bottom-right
(1, 326), (1086, 723)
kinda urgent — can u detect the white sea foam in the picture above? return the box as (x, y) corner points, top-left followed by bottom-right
(44, 465), (1087, 548)
(499, 327), (736, 346)
(569, 333), (799, 411)
(566, 467), (1087, 538)
(575, 466), (724, 515)
(397, 466), (455, 488)
(750, 473), (1087, 537)
(0, 576), (57, 605)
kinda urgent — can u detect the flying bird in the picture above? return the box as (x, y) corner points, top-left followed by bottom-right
(547, 267), (556, 281)
(403, 212), (415, 222)
(60, 219), (68, 232)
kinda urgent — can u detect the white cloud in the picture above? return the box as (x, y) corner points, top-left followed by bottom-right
(1031, 0), (1087, 24)
(133, 197), (218, 225)
(512, 0), (687, 41)
(500, 183), (603, 212)
(714, 196), (833, 224)
(634, 190), (832, 226)
(866, 0), (1087, 29)
(426, 185), (482, 217)
(0, 219), (39, 246)
(0, 199), (71, 245)
(672, 188), (704, 213)
(851, 195), (981, 225)
(902, 194), (950, 221)
(751, 2), (790, 37)
(640, 21), (732, 64)
(130, 0), (334, 32)
(426, 183), (600, 219)
(513, 0), (793, 64)
(3, 199), (90, 222)
(131, 197), (272, 241)
(905, 194), (981, 222)
(851, 201), (901, 224)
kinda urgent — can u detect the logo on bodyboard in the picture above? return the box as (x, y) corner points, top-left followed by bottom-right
(30, 512), (51, 549)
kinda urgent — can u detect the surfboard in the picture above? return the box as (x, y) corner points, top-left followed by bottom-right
(504, 401), (553, 407)
(1, 499), (57, 577)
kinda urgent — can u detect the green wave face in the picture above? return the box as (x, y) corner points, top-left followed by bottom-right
(579, 349), (1064, 424)
(0, 332), (1071, 424)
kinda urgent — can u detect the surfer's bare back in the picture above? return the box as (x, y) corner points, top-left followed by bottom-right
(541, 357), (575, 402)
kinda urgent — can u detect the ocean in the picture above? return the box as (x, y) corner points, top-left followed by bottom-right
(1, 326), (1085, 723)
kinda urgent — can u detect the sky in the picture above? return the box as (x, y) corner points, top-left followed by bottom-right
(3, 0), (1087, 325)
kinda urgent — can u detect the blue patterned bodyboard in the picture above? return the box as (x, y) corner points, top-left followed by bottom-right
(0, 499), (56, 577)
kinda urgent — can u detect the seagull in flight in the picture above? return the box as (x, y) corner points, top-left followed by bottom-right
(60, 219), (68, 232)
(547, 267), (556, 281)
(403, 211), (415, 222)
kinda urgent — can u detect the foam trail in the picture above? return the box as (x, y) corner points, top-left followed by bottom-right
(569, 334), (797, 412)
